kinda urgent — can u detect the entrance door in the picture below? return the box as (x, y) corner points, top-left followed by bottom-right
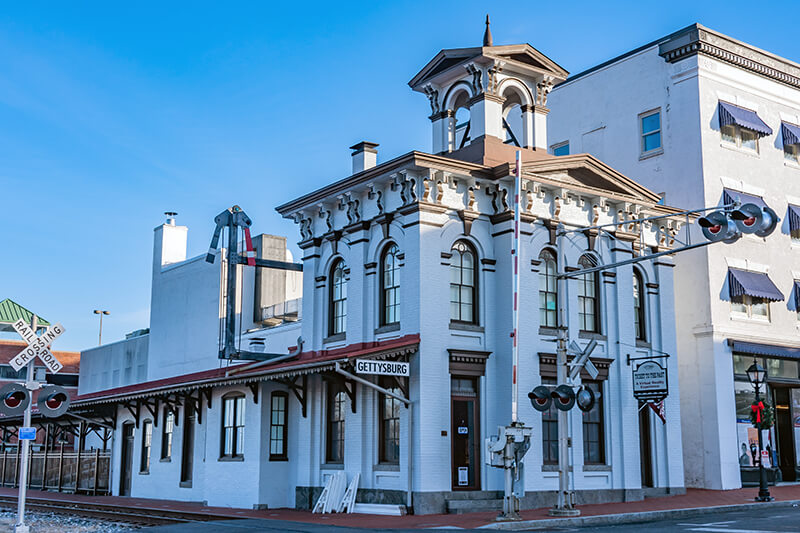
(773, 387), (797, 481)
(119, 423), (134, 496)
(180, 412), (195, 486)
(451, 377), (480, 491)
(638, 405), (654, 488)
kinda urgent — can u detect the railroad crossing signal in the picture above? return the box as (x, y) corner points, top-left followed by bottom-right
(698, 203), (779, 243)
(0, 383), (30, 416)
(37, 385), (70, 418)
(10, 319), (65, 373)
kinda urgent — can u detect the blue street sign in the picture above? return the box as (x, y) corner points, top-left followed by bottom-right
(19, 427), (36, 441)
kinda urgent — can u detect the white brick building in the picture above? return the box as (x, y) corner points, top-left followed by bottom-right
(70, 29), (689, 514)
(549, 23), (800, 491)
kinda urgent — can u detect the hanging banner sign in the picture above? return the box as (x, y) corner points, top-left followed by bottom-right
(354, 359), (409, 377)
(632, 360), (668, 401)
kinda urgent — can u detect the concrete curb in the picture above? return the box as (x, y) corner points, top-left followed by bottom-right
(480, 499), (800, 530)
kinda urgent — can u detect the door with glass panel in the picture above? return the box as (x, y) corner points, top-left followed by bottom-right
(451, 376), (480, 490)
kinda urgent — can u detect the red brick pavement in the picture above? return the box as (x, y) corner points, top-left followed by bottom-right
(1, 485), (799, 529)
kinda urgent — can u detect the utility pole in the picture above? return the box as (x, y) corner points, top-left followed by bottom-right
(93, 309), (110, 345)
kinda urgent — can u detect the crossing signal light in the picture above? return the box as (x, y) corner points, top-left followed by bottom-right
(38, 385), (70, 418)
(552, 385), (576, 412)
(528, 385), (552, 412)
(697, 211), (740, 243)
(576, 387), (596, 412)
(731, 203), (779, 237)
(0, 383), (30, 416)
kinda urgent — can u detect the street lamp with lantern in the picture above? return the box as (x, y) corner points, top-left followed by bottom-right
(746, 358), (773, 502)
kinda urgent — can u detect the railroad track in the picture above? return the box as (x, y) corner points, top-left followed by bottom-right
(0, 494), (231, 526)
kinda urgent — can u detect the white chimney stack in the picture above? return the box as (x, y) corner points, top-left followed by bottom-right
(350, 141), (379, 174)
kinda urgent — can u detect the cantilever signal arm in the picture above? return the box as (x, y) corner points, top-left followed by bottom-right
(230, 254), (303, 272)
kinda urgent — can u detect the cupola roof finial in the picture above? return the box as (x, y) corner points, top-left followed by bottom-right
(483, 14), (493, 47)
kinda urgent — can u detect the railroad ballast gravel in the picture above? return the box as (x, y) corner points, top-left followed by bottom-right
(0, 509), (139, 532)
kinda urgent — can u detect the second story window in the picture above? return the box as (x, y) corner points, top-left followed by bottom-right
(221, 394), (245, 459)
(539, 249), (558, 328)
(790, 205), (800, 244)
(783, 122), (800, 163)
(718, 102), (771, 154)
(329, 259), (347, 336)
(577, 255), (599, 333)
(450, 241), (477, 324)
(380, 244), (400, 326)
(551, 141), (569, 156)
(639, 109), (662, 156)
(728, 268), (783, 322)
(795, 281), (800, 322)
(633, 270), (646, 341)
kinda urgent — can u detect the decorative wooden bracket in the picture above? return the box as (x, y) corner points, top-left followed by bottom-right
(122, 400), (141, 429)
(247, 382), (259, 404)
(278, 375), (308, 418)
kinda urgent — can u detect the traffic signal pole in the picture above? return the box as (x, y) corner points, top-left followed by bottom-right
(14, 315), (36, 533)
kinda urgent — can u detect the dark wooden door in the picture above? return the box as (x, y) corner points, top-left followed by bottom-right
(119, 423), (134, 496)
(451, 377), (480, 491)
(180, 413), (195, 485)
(639, 406), (654, 488)
(774, 388), (796, 481)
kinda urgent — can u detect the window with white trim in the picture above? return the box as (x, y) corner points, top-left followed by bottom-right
(721, 124), (759, 153)
(731, 294), (769, 320)
(639, 110), (662, 155)
(786, 144), (799, 163)
(551, 141), (569, 156)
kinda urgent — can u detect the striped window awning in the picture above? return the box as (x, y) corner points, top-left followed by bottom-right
(718, 102), (773, 137)
(789, 205), (800, 232)
(795, 280), (800, 309)
(723, 188), (766, 208)
(782, 122), (800, 146)
(728, 339), (800, 360)
(728, 268), (784, 302)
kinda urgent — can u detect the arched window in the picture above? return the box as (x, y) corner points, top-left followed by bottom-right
(502, 91), (523, 147)
(329, 259), (347, 336)
(450, 241), (477, 323)
(633, 270), (646, 341)
(380, 244), (400, 326)
(578, 255), (600, 333)
(539, 249), (558, 327)
(453, 90), (471, 150)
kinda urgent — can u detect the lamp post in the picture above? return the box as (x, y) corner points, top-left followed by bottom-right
(746, 358), (773, 502)
(93, 310), (110, 346)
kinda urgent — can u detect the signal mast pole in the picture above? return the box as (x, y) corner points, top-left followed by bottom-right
(14, 315), (36, 533)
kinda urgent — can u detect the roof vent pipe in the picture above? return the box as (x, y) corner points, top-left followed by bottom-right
(164, 211), (178, 226)
(350, 142), (379, 174)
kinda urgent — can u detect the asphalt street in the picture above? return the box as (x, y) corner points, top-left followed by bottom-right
(145, 504), (800, 532)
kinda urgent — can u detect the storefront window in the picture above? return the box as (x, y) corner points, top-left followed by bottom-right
(733, 354), (761, 376)
(793, 389), (800, 468)
(765, 359), (799, 380)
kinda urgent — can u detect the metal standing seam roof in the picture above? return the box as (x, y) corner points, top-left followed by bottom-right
(728, 268), (784, 302)
(718, 101), (773, 137)
(72, 335), (420, 406)
(0, 299), (50, 331)
(722, 188), (766, 209)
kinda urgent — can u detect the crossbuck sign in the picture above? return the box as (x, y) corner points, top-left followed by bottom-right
(10, 319), (65, 374)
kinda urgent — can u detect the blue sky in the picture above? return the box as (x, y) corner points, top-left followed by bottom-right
(2, 1), (799, 350)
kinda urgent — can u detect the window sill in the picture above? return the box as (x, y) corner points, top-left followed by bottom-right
(542, 464), (572, 472)
(785, 160), (800, 170)
(324, 333), (346, 344)
(375, 323), (401, 334)
(636, 340), (651, 349)
(159, 458), (171, 463)
(139, 470), (150, 475)
(539, 326), (558, 337)
(578, 331), (606, 341)
(374, 463), (400, 472)
(321, 463), (344, 470)
(583, 464), (612, 472)
(449, 321), (484, 333)
(719, 141), (759, 158)
(639, 148), (663, 161)
(179, 481), (192, 488)
(218, 456), (245, 462)
(730, 314), (770, 325)
(269, 456), (288, 462)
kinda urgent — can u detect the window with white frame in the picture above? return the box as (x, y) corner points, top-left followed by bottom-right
(787, 144), (800, 164)
(721, 124), (759, 152)
(551, 141), (569, 156)
(639, 109), (662, 155)
(731, 294), (770, 320)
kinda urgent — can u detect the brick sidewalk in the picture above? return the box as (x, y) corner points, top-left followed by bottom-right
(1, 485), (799, 529)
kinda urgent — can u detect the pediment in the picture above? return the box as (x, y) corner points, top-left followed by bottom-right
(522, 154), (662, 204)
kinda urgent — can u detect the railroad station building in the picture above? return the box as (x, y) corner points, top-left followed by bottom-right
(66, 30), (689, 513)
(548, 23), (800, 491)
